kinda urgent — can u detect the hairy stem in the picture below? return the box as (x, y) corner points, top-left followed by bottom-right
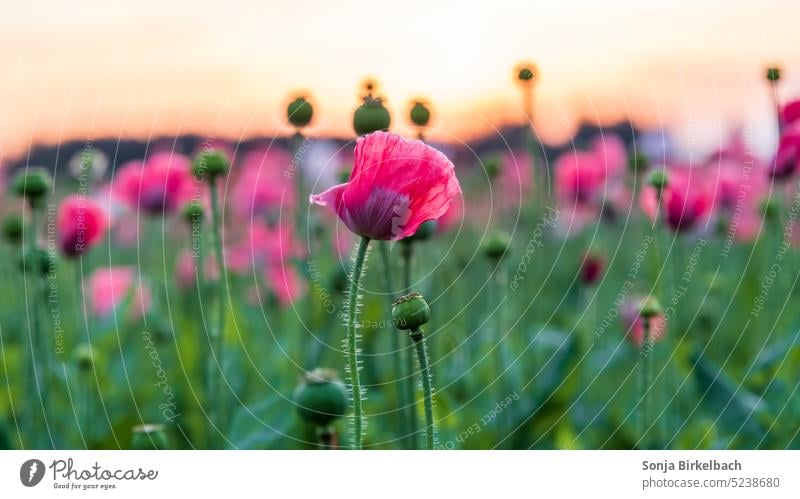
(401, 243), (418, 447)
(412, 329), (436, 450)
(346, 236), (370, 449)
(209, 180), (227, 448)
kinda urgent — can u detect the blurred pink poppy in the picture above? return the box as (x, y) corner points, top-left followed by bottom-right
(87, 266), (151, 319)
(226, 222), (303, 274)
(113, 152), (195, 215)
(265, 262), (306, 307)
(620, 297), (667, 348)
(56, 195), (107, 257)
(231, 146), (295, 221)
(780, 100), (800, 128)
(769, 132), (800, 180)
(310, 132), (461, 240)
(641, 167), (713, 233)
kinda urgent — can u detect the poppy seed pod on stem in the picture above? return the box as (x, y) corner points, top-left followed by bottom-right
(1, 214), (24, 245)
(482, 232), (511, 261)
(392, 292), (437, 449)
(647, 169), (669, 194)
(294, 368), (348, 428)
(192, 151), (230, 180)
(181, 200), (204, 224)
(410, 101), (431, 128)
(12, 169), (52, 206)
(287, 96), (313, 128)
(19, 248), (54, 276)
(353, 97), (391, 136)
(392, 292), (430, 331)
(766, 66), (781, 83)
(72, 343), (98, 371)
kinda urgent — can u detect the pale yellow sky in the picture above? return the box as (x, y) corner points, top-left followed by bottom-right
(0, 0), (798, 161)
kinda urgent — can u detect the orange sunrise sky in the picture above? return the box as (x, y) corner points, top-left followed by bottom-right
(1, 0), (799, 161)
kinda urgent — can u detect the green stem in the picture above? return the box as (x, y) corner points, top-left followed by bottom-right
(401, 243), (418, 447)
(412, 330), (436, 450)
(378, 242), (408, 449)
(209, 180), (227, 448)
(640, 318), (653, 449)
(346, 236), (370, 449)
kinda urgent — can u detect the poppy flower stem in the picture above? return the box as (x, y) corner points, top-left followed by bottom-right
(378, 242), (409, 449)
(346, 235), (370, 449)
(208, 180), (227, 448)
(639, 318), (653, 449)
(401, 243), (418, 447)
(411, 328), (436, 450)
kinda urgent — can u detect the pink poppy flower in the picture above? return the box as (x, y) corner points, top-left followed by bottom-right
(310, 131), (460, 241)
(87, 266), (151, 319)
(590, 134), (627, 177)
(769, 132), (800, 180)
(641, 167), (713, 233)
(114, 152), (194, 215)
(620, 297), (667, 348)
(265, 262), (305, 307)
(56, 195), (107, 257)
(780, 100), (800, 128)
(226, 222), (303, 274)
(555, 150), (605, 205)
(231, 147), (295, 220)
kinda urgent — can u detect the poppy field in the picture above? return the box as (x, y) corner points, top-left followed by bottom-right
(1, 61), (800, 452)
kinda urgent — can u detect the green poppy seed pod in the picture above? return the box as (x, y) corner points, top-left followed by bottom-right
(19, 248), (54, 276)
(288, 96), (314, 128)
(766, 66), (781, 83)
(392, 291), (430, 331)
(518, 66), (534, 82)
(402, 220), (437, 244)
(353, 97), (391, 136)
(11, 168), (52, 203)
(1, 214), (24, 245)
(72, 343), (98, 371)
(293, 368), (348, 427)
(482, 232), (511, 261)
(181, 200), (204, 224)
(192, 151), (229, 180)
(760, 197), (780, 221)
(629, 152), (650, 174)
(483, 155), (502, 181)
(410, 101), (431, 127)
(131, 424), (169, 450)
(647, 169), (669, 192)
(639, 296), (663, 319)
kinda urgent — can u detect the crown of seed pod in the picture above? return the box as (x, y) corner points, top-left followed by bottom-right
(517, 63), (537, 83)
(392, 292), (431, 331)
(766, 66), (782, 83)
(181, 200), (204, 224)
(638, 296), (663, 319)
(19, 248), (54, 276)
(647, 169), (669, 192)
(288, 96), (314, 128)
(192, 150), (230, 180)
(293, 368), (348, 427)
(410, 101), (431, 127)
(353, 96), (391, 136)
(12, 168), (52, 204)
(72, 343), (98, 371)
(482, 232), (511, 261)
(1, 214), (24, 245)
(131, 424), (169, 450)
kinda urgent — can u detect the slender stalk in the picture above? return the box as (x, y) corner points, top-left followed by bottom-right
(208, 180), (227, 448)
(639, 318), (653, 449)
(378, 242), (409, 449)
(346, 236), (371, 449)
(411, 329), (436, 450)
(401, 242), (418, 447)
